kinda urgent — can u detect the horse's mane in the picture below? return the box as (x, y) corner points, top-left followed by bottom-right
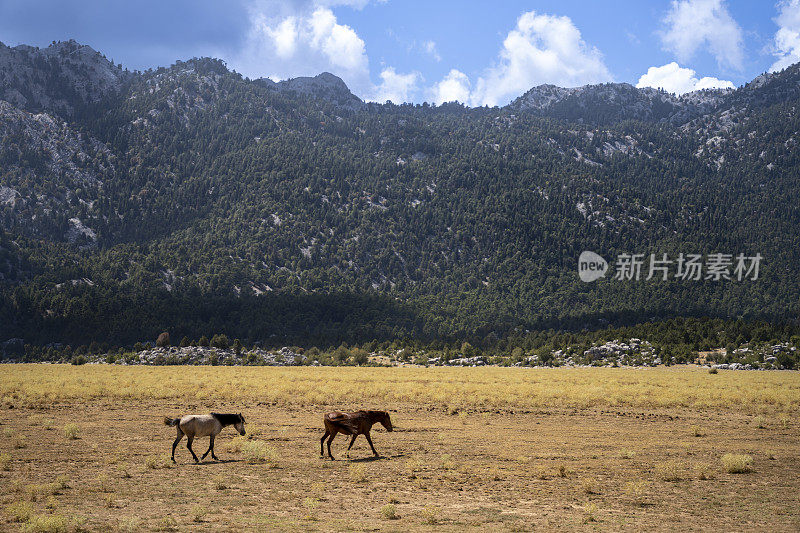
(211, 413), (243, 426)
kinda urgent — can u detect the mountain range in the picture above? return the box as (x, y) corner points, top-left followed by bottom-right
(1, 39), (799, 348)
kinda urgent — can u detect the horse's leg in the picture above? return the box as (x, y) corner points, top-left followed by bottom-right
(326, 431), (337, 460)
(320, 429), (329, 457)
(186, 436), (199, 463)
(364, 431), (379, 457)
(210, 435), (218, 461)
(202, 435), (215, 461)
(171, 428), (184, 463)
(346, 434), (358, 458)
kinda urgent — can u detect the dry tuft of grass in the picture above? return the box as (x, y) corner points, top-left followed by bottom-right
(224, 435), (248, 453)
(0, 452), (11, 471)
(63, 423), (80, 440)
(191, 505), (208, 522)
(695, 463), (716, 480)
(212, 475), (228, 490)
(155, 516), (178, 531)
(623, 481), (649, 506)
(145, 454), (173, 469)
(20, 513), (70, 533)
(691, 425), (705, 437)
(381, 503), (399, 520)
(439, 454), (457, 471)
(5, 501), (34, 522)
(721, 454), (753, 474)
(420, 506), (440, 525)
(241, 440), (279, 465)
(302, 497), (318, 521)
(583, 503), (598, 523)
(655, 460), (684, 482)
(754, 416), (767, 429)
(581, 478), (601, 495)
(349, 463), (367, 483)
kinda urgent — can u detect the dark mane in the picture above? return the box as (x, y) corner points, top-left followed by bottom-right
(211, 413), (242, 426)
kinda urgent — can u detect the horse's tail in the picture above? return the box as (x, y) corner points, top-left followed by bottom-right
(164, 417), (180, 427)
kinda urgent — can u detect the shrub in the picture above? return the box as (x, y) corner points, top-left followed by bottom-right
(63, 423), (79, 440)
(21, 514), (70, 533)
(420, 506), (440, 525)
(156, 332), (170, 348)
(0, 452), (11, 471)
(708, 367), (718, 374)
(333, 345), (350, 364)
(754, 416), (766, 429)
(70, 355), (87, 365)
(198, 336), (210, 347)
(233, 339), (243, 354)
(351, 348), (369, 365)
(5, 501), (33, 522)
(210, 334), (229, 349)
(721, 454), (753, 473)
(381, 504), (399, 520)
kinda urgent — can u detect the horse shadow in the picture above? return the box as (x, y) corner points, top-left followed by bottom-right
(348, 453), (405, 463)
(193, 459), (242, 466)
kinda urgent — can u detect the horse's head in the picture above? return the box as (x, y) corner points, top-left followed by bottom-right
(380, 411), (393, 432)
(235, 413), (246, 436)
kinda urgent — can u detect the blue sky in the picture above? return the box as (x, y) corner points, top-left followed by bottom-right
(1, 1), (798, 105)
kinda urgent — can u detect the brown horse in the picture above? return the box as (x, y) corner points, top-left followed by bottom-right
(320, 410), (393, 460)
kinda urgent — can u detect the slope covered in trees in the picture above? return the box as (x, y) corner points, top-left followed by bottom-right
(1, 41), (799, 350)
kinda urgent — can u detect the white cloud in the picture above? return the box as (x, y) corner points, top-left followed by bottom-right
(431, 69), (471, 104)
(233, 2), (371, 94)
(636, 62), (734, 94)
(469, 11), (612, 107)
(661, 0), (744, 70)
(371, 67), (421, 103)
(771, 0), (800, 71)
(423, 40), (441, 62)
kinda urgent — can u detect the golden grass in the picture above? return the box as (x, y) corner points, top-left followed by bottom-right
(721, 453), (753, 473)
(2, 364), (799, 413)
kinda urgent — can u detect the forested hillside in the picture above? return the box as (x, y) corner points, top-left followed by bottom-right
(1, 40), (799, 350)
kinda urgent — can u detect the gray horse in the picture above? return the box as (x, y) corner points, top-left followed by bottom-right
(164, 413), (245, 463)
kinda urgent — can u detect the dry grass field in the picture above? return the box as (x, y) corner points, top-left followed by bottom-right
(0, 365), (799, 531)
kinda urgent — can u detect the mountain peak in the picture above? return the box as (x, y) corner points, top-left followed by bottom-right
(257, 72), (363, 110)
(0, 39), (127, 116)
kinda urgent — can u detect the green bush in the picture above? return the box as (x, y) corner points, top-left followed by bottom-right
(210, 334), (229, 349)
